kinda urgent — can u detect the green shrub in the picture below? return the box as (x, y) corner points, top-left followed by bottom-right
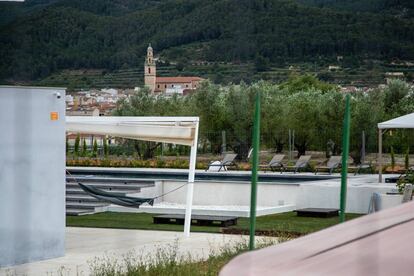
(396, 172), (414, 193)
(390, 146), (395, 171)
(405, 148), (410, 171)
(156, 159), (166, 168)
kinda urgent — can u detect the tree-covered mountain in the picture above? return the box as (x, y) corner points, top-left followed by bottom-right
(1, 0), (413, 82)
(0, 0), (59, 26)
(0, 0), (164, 26)
(297, 0), (414, 15)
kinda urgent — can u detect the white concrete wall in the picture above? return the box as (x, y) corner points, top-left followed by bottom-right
(297, 183), (393, 213)
(0, 86), (66, 267)
(149, 176), (395, 214)
(129, 181), (164, 204)
(160, 181), (299, 207)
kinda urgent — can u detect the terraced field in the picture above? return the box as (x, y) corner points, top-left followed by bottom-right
(34, 62), (414, 90)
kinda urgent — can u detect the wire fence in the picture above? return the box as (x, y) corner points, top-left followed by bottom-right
(67, 128), (414, 163)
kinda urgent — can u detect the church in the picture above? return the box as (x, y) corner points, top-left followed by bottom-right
(144, 44), (204, 95)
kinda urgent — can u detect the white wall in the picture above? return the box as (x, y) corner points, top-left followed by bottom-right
(149, 177), (395, 214)
(159, 181), (299, 207)
(297, 184), (393, 213)
(0, 86), (66, 267)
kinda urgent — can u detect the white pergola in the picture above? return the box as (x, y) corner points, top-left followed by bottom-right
(66, 116), (199, 237)
(378, 112), (414, 182)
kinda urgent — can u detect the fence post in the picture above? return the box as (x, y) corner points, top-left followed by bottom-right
(288, 129), (292, 163)
(340, 94), (351, 222)
(222, 130), (226, 153)
(361, 131), (365, 163)
(249, 91), (261, 250)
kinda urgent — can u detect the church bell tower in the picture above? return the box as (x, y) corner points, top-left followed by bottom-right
(144, 44), (156, 93)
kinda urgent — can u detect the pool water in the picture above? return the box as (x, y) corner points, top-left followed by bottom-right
(67, 167), (338, 184)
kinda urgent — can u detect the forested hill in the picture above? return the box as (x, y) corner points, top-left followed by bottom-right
(1, 0), (413, 82)
(297, 0), (414, 15)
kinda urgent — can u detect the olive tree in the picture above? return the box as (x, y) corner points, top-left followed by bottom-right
(223, 83), (256, 160)
(284, 90), (343, 157)
(187, 81), (228, 154)
(261, 82), (290, 152)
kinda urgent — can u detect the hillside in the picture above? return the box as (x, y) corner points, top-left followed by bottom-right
(0, 0), (413, 83)
(0, 0), (163, 26)
(297, 0), (414, 15)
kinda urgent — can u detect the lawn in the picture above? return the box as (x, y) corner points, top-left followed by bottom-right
(66, 212), (362, 236)
(89, 238), (277, 276)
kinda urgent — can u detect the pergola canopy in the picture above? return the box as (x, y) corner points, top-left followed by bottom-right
(378, 112), (414, 129)
(65, 116), (199, 237)
(66, 116), (199, 146)
(377, 112), (414, 182)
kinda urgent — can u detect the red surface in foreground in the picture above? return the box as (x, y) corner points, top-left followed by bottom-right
(220, 202), (414, 276)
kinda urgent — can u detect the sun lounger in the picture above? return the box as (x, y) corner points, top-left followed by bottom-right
(206, 153), (238, 172)
(282, 155), (311, 174)
(259, 154), (285, 172)
(314, 155), (342, 175)
(349, 162), (374, 175)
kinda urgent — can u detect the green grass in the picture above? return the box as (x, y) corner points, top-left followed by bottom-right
(67, 212), (362, 275)
(232, 212), (361, 234)
(67, 212), (362, 236)
(88, 239), (278, 276)
(67, 212), (220, 233)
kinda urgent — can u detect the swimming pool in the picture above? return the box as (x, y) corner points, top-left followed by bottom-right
(67, 167), (339, 184)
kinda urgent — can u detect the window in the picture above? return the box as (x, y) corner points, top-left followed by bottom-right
(186, 84), (188, 88)
(165, 85), (167, 88)
(172, 84), (174, 87)
(158, 85), (160, 88)
(148, 68), (151, 74)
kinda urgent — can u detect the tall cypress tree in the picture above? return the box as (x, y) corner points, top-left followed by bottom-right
(74, 134), (80, 156)
(82, 139), (87, 157)
(103, 137), (109, 157)
(93, 139), (98, 157)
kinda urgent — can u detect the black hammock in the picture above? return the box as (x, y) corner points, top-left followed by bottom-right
(77, 181), (187, 208)
(78, 183), (154, 208)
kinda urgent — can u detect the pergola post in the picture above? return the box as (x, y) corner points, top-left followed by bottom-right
(378, 129), (383, 183)
(184, 120), (199, 237)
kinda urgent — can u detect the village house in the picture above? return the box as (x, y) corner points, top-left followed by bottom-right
(385, 72), (405, 83)
(328, 65), (341, 71)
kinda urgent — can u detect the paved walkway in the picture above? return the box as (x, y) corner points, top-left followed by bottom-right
(1, 227), (271, 276)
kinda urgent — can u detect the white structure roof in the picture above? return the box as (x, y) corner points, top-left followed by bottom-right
(66, 116), (199, 146)
(378, 113), (414, 129)
(66, 116), (199, 237)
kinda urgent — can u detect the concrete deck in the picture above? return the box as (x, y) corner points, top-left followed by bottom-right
(0, 227), (273, 276)
(107, 203), (297, 217)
